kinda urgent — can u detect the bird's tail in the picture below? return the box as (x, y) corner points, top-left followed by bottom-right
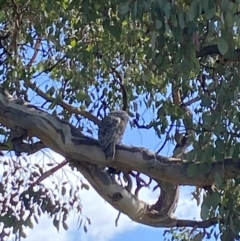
(104, 142), (115, 160)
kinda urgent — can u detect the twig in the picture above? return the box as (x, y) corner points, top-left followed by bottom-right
(156, 122), (174, 154)
(32, 56), (66, 78)
(183, 96), (201, 106)
(110, 67), (128, 111)
(26, 37), (42, 67)
(29, 159), (68, 187)
(115, 211), (121, 227)
(24, 79), (101, 126)
(132, 119), (153, 129)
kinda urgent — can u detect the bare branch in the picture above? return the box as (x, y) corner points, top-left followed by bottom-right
(30, 159), (68, 187)
(26, 37), (41, 67)
(184, 96), (201, 106)
(24, 79), (100, 126)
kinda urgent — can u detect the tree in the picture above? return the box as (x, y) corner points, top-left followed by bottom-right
(0, 0), (240, 240)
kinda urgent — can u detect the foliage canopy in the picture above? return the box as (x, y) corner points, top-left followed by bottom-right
(1, 0), (240, 240)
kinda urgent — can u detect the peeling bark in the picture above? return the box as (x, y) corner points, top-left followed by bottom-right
(0, 86), (235, 228)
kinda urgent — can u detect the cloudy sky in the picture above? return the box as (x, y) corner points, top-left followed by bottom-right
(23, 153), (201, 241)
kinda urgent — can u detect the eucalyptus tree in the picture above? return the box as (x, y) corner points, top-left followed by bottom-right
(0, 0), (240, 240)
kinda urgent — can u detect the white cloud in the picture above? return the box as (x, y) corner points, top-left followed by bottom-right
(77, 188), (137, 241)
(176, 187), (201, 220)
(24, 216), (72, 241)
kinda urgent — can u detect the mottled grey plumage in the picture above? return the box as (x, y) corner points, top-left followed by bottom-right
(98, 110), (129, 160)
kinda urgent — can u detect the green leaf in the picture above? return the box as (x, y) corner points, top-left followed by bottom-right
(155, 54), (162, 66)
(189, 0), (198, 22)
(206, 5), (216, 20)
(210, 192), (221, 208)
(163, 2), (171, 19)
(26, 218), (34, 229)
(133, 1), (138, 17)
(193, 233), (204, 241)
(198, 162), (211, 174)
(171, 15), (178, 27)
(151, 31), (156, 51)
(109, 25), (121, 40)
(214, 173), (223, 187)
(235, 15), (240, 28)
(201, 97), (212, 107)
(222, 0), (230, 13)
(214, 137), (224, 153)
(122, 20), (128, 27)
(157, 0), (164, 8)
(178, 12), (185, 29)
(120, 4), (129, 15)
(225, 12), (234, 26)
(142, 69), (151, 82)
(200, 203), (209, 220)
(187, 163), (197, 177)
(155, 19), (162, 29)
(53, 217), (60, 231)
(217, 37), (228, 55)
(19, 227), (27, 238)
(62, 222), (69, 230)
(202, 1), (209, 14)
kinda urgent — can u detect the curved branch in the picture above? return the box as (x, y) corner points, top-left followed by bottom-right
(176, 217), (219, 228)
(71, 161), (216, 228)
(80, 162), (179, 227)
(0, 86), (236, 228)
(149, 180), (179, 215)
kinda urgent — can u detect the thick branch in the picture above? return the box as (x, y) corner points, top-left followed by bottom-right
(0, 86), (233, 228)
(70, 161), (216, 228)
(0, 141), (47, 155)
(197, 45), (240, 62)
(0, 87), (238, 186)
(70, 161), (176, 227)
(196, 45), (220, 58)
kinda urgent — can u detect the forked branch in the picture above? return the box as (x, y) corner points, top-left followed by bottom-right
(0, 86), (236, 228)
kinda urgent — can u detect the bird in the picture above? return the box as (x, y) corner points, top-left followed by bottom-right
(98, 110), (129, 160)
